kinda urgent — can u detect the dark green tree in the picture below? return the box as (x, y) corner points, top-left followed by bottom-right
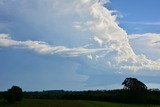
(4, 86), (23, 103)
(122, 78), (148, 103)
(122, 77), (147, 91)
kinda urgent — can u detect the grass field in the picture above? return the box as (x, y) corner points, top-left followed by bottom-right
(0, 99), (160, 107)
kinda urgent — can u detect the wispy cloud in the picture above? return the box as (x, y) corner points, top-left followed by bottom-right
(0, 34), (109, 56)
(122, 21), (160, 26)
(129, 33), (160, 47)
(129, 33), (160, 62)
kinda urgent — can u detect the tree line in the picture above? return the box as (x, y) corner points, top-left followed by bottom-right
(1, 77), (160, 104)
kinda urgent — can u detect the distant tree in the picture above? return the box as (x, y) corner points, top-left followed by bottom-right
(122, 78), (147, 91)
(4, 86), (23, 103)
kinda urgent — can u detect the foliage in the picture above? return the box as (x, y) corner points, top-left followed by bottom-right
(1, 78), (160, 105)
(122, 78), (147, 91)
(22, 78), (160, 104)
(4, 86), (23, 103)
(22, 89), (160, 104)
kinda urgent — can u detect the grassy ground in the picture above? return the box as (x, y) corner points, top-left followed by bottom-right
(0, 99), (160, 107)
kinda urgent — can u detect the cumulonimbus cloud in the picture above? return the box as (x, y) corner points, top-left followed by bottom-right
(0, 0), (160, 71)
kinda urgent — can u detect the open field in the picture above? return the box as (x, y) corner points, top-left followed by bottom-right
(0, 99), (160, 107)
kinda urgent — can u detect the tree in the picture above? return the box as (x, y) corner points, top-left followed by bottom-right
(4, 86), (23, 103)
(122, 77), (147, 91)
(122, 78), (148, 103)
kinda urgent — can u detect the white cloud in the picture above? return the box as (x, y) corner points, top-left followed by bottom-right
(0, 34), (20, 46)
(129, 33), (160, 47)
(110, 10), (124, 19)
(129, 33), (160, 61)
(93, 36), (103, 46)
(0, 0), (160, 73)
(73, 0), (160, 71)
(0, 34), (109, 56)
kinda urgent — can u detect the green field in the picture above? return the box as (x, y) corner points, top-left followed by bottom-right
(0, 99), (160, 107)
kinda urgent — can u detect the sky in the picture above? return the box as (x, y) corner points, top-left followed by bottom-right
(0, 0), (160, 91)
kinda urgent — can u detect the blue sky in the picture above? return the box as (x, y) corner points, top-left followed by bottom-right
(0, 0), (160, 91)
(107, 0), (160, 34)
